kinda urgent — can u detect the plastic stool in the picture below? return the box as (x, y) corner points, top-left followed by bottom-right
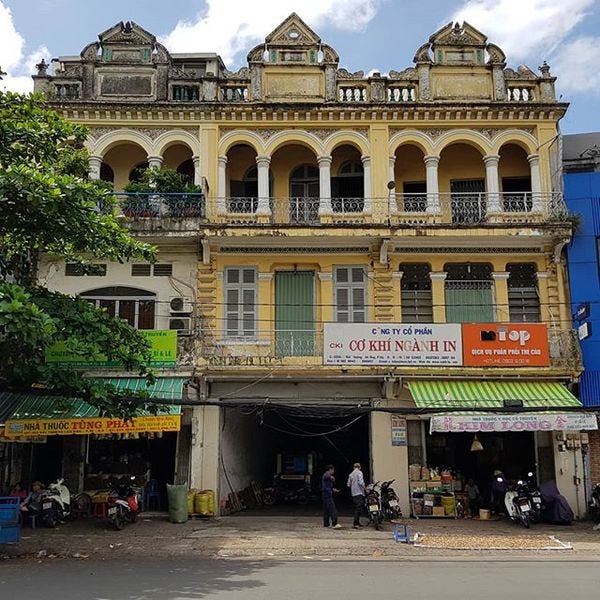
(145, 479), (161, 511)
(92, 502), (107, 518)
(394, 524), (411, 543)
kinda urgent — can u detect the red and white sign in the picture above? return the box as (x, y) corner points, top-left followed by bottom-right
(462, 323), (550, 367)
(430, 412), (598, 433)
(323, 323), (462, 366)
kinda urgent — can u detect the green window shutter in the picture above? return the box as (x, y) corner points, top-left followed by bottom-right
(275, 271), (315, 356)
(445, 284), (494, 323)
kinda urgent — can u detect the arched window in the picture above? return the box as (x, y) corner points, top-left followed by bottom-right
(177, 159), (195, 184)
(80, 286), (156, 329)
(229, 165), (260, 213)
(289, 164), (319, 224)
(332, 160), (364, 212)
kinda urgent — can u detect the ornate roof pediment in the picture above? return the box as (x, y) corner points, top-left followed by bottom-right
(98, 21), (156, 46)
(430, 21), (487, 48)
(389, 67), (418, 80)
(264, 13), (321, 47)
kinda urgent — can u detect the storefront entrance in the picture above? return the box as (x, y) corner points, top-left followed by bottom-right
(219, 404), (371, 515)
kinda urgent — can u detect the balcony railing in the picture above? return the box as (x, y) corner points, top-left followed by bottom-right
(112, 193), (206, 219)
(198, 326), (582, 370)
(212, 192), (568, 226)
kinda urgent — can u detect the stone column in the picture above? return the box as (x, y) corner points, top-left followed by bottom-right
(88, 155), (102, 180)
(217, 155), (227, 215)
(424, 155), (440, 213)
(318, 155), (333, 216)
(388, 155), (397, 214)
(528, 154), (543, 212)
(192, 155), (202, 186)
(429, 271), (447, 323)
(484, 154), (501, 214)
(361, 154), (372, 213)
(256, 155), (271, 216)
(492, 271), (511, 322)
(148, 155), (163, 169)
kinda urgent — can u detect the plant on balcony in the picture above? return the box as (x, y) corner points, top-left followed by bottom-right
(124, 168), (204, 217)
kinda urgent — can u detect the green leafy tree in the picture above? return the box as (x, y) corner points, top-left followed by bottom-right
(0, 91), (159, 417)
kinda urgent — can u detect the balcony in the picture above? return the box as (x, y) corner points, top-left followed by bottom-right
(113, 192), (206, 218)
(210, 192), (568, 227)
(198, 326), (582, 372)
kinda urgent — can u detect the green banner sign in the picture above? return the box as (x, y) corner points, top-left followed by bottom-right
(46, 330), (177, 367)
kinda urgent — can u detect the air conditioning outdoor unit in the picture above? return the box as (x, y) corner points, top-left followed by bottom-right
(169, 317), (193, 336)
(169, 296), (193, 314)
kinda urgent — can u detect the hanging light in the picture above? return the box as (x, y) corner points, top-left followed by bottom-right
(470, 434), (484, 452)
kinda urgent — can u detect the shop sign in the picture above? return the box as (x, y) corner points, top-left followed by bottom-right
(462, 323), (550, 367)
(430, 412), (598, 433)
(3, 414), (181, 438)
(0, 427), (47, 443)
(323, 323), (462, 366)
(391, 415), (407, 446)
(45, 330), (178, 367)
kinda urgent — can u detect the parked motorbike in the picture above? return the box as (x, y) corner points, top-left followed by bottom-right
(500, 476), (533, 528)
(524, 472), (543, 524)
(539, 480), (574, 525)
(107, 477), (139, 530)
(380, 479), (402, 521)
(365, 481), (384, 530)
(40, 479), (71, 528)
(263, 475), (314, 506)
(590, 482), (600, 530)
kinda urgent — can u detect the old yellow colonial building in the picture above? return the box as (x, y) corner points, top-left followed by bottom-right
(29, 14), (593, 517)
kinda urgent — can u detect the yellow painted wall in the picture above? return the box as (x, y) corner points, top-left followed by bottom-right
(103, 143), (148, 190)
(394, 144), (426, 189)
(162, 144), (193, 170)
(438, 143), (486, 193)
(498, 143), (530, 184)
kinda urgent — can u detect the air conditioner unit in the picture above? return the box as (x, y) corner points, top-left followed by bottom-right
(169, 296), (193, 314)
(169, 317), (193, 336)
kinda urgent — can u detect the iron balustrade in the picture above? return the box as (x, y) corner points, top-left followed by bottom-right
(216, 192), (568, 225)
(113, 192), (206, 219)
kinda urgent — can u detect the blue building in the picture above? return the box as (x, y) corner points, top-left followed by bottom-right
(564, 133), (600, 407)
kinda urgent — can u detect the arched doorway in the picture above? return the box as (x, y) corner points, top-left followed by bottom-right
(331, 144), (364, 213)
(289, 163), (319, 224)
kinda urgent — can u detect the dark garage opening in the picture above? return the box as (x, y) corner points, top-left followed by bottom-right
(219, 404), (371, 515)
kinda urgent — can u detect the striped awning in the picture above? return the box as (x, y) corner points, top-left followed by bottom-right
(408, 380), (581, 409)
(92, 377), (186, 402)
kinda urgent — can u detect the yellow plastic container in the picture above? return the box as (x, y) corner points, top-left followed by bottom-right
(187, 490), (197, 515)
(194, 492), (209, 515)
(205, 490), (215, 515)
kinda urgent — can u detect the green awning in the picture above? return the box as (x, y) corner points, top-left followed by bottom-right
(408, 380), (581, 409)
(1, 377), (186, 421)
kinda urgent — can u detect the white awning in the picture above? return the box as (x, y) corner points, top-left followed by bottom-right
(429, 412), (598, 434)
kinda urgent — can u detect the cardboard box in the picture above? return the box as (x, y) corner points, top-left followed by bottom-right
(432, 506), (445, 517)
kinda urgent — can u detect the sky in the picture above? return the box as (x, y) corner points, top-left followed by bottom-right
(1, 0), (599, 133)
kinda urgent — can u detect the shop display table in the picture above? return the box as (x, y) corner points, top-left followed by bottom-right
(410, 480), (457, 518)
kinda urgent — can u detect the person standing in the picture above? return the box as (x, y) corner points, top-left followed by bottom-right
(347, 462), (365, 528)
(322, 464), (341, 528)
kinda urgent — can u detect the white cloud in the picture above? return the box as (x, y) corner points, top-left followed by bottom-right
(0, 2), (49, 93)
(162, 0), (380, 66)
(552, 36), (600, 94)
(451, 0), (595, 61)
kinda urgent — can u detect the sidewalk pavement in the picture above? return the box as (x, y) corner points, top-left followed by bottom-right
(3, 513), (600, 561)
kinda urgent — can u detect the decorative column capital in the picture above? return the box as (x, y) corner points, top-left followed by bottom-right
(389, 155), (397, 166)
(147, 155), (163, 168)
(429, 271), (447, 281)
(361, 154), (371, 166)
(89, 155), (103, 165)
(258, 272), (273, 281)
(527, 153), (540, 165)
(535, 271), (549, 280)
(218, 155), (228, 167)
(317, 271), (333, 282)
(256, 155), (271, 168)
(393, 271), (403, 280)
(192, 155), (201, 167)
(492, 271), (510, 281)
(483, 154), (501, 166)
(423, 155), (440, 167)
(317, 155), (333, 167)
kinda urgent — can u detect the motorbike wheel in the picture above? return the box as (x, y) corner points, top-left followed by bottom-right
(375, 515), (383, 530)
(129, 510), (138, 524)
(263, 490), (276, 506)
(112, 507), (126, 531)
(520, 513), (531, 528)
(44, 514), (56, 529)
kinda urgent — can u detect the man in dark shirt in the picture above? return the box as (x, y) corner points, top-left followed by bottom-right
(322, 464), (341, 528)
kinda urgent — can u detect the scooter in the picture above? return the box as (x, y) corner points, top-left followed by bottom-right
(380, 479), (402, 521)
(365, 481), (384, 530)
(106, 477), (139, 530)
(501, 476), (533, 528)
(525, 472), (543, 524)
(40, 479), (71, 528)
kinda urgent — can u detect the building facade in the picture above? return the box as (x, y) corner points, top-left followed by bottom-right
(17, 14), (594, 516)
(563, 132), (600, 491)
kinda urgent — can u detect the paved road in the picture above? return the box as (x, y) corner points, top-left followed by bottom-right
(1, 558), (599, 599)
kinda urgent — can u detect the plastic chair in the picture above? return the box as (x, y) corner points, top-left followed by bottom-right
(394, 523), (411, 543)
(145, 479), (162, 511)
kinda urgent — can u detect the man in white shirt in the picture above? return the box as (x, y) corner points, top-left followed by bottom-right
(347, 462), (365, 528)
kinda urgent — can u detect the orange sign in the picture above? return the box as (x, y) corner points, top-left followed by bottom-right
(462, 323), (550, 367)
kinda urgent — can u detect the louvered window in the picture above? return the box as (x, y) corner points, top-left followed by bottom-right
(507, 263), (540, 322)
(334, 267), (366, 323)
(131, 263), (172, 277)
(445, 263), (494, 323)
(400, 263), (432, 323)
(224, 267), (257, 338)
(65, 263), (107, 276)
